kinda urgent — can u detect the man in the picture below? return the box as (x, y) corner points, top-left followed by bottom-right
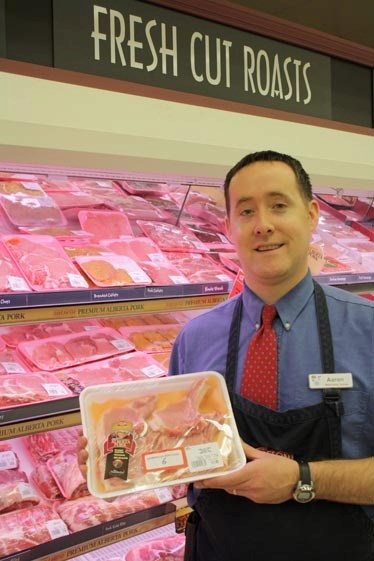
(168, 150), (374, 560)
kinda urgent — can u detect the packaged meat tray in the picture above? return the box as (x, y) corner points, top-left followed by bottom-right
(0, 192), (67, 228)
(138, 260), (189, 285)
(0, 181), (46, 197)
(0, 347), (30, 374)
(78, 209), (134, 239)
(75, 255), (152, 287)
(106, 194), (167, 221)
(166, 252), (234, 283)
(0, 319), (100, 348)
(100, 312), (190, 328)
(79, 371), (246, 498)
(119, 325), (180, 353)
(118, 180), (171, 196)
(136, 221), (207, 253)
(125, 533), (185, 561)
(57, 351), (167, 393)
(0, 504), (69, 556)
(100, 237), (169, 263)
(2, 235), (89, 291)
(17, 327), (135, 371)
(0, 372), (73, 408)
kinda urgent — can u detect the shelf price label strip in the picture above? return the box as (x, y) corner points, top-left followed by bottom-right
(0, 411), (82, 440)
(0, 294), (228, 325)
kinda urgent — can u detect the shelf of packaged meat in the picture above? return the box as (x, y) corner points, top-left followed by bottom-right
(0, 419), (190, 560)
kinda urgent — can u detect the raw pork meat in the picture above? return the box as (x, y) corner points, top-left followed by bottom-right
(0, 254), (30, 292)
(3, 235), (89, 290)
(47, 449), (89, 499)
(30, 463), (63, 500)
(0, 504), (69, 556)
(166, 252), (233, 283)
(78, 209), (134, 239)
(18, 327), (133, 371)
(136, 221), (206, 253)
(125, 533), (185, 561)
(0, 479), (40, 513)
(0, 373), (72, 407)
(24, 426), (82, 463)
(83, 373), (243, 497)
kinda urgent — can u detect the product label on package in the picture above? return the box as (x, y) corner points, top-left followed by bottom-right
(185, 442), (224, 472)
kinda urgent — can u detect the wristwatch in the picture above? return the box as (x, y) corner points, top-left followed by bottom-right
(293, 461), (315, 503)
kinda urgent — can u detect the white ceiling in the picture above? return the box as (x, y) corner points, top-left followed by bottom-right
(229, 0), (374, 49)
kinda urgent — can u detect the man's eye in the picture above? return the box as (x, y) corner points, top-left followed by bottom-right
(273, 203), (287, 210)
(240, 208), (254, 216)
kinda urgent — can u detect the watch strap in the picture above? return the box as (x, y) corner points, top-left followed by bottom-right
(299, 461), (312, 485)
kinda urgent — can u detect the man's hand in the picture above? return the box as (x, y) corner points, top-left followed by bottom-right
(194, 442), (299, 504)
(77, 432), (88, 479)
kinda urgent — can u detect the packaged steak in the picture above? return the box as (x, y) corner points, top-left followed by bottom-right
(0, 244), (30, 293)
(136, 221), (207, 253)
(0, 320), (101, 348)
(80, 371), (246, 498)
(57, 351), (167, 393)
(0, 504), (69, 556)
(78, 209), (134, 239)
(2, 235), (89, 291)
(0, 192), (67, 228)
(125, 533), (185, 561)
(0, 372), (73, 408)
(24, 426), (82, 464)
(17, 327), (134, 371)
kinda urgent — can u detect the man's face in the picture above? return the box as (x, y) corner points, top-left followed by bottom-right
(225, 161), (319, 295)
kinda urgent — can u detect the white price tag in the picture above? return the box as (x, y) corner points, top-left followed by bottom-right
(17, 482), (35, 499)
(170, 275), (187, 284)
(0, 450), (18, 470)
(111, 338), (134, 352)
(154, 486), (173, 503)
(46, 519), (69, 539)
(7, 275), (29, 291)
(149, 253), (167, 263)
(141, 364), (165, 378)
(1, 361), (26, 374)
(185, 442), (224, 473)
(130, 271), (151, 283)
(42, 383), (70, 397)
(67, 273), (88, 288)
(144, 448), (186, 471)
(217, 274), (231, 281)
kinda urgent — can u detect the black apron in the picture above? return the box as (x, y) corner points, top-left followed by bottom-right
(184, 282), (374, 561)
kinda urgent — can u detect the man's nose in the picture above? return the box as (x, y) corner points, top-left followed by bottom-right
(254, 210), (274, 235)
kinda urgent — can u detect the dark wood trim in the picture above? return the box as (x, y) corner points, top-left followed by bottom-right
(150, 0), (374, 68)
(1, 58), (373, 138)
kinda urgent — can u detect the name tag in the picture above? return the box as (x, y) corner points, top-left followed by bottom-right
(309, 373), (353, 389)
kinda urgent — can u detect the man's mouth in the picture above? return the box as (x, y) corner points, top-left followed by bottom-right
(255, 244), (283, 252)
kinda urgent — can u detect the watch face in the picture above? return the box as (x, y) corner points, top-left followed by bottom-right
(294, 484), (315, 503)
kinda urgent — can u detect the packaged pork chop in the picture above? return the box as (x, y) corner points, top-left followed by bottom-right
(80, 371), (246, 499)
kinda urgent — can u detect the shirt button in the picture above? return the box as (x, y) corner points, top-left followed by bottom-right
(255, 323), (260, 330)
(284, 322), (291, 330)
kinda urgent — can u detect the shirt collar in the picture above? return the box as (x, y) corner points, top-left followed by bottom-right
(242, 273), (315, 330)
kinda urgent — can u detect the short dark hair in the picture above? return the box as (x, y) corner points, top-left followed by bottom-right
(223, 150), (313, 212)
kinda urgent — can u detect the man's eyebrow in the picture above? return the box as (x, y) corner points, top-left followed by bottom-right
(234, 192), (291, 208)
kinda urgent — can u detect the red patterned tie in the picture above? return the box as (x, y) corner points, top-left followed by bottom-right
(240, 305), (278, 409)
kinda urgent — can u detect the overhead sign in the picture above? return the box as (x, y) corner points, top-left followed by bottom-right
(53, 0), (332, 119)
